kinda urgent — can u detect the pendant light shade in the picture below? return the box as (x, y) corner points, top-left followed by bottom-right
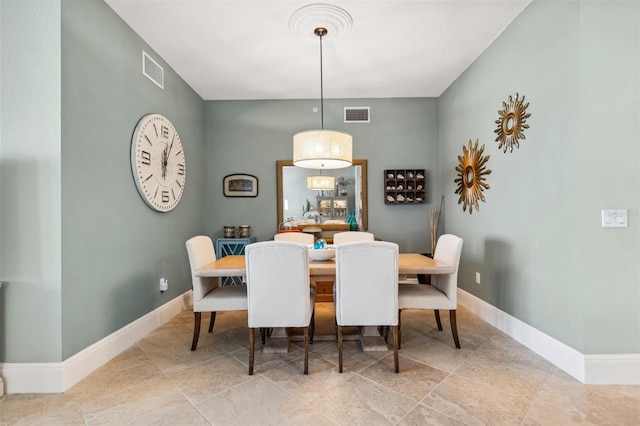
(307, 174), (335, 190)
(294, 130), (352, 169)
(292, 26), (352, 170)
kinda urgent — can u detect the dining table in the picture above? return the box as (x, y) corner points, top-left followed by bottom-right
(195, 253), (454, 353)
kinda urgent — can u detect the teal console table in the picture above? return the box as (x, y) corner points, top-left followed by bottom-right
(215, 237), (256, 285)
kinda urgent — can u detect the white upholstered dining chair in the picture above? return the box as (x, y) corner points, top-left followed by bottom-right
(398, 234), (463, 349)
(335, 241), (400, 373)
(332, 231), (374, 244)
(274, 232), (317, 296)
(273, 232), (314, 245)
(331, 230), (375, 305)
(185, 236), (248, 351)
(245, 241), (316, 375)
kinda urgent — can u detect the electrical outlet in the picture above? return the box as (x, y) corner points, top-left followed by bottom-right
(601, 209), (628, 227)
(475, 272), (481, 285)
(159, 278), (168, 292)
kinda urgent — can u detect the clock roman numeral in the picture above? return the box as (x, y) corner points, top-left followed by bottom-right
(162, 190), (170, 203)
(160, 125), (169, 139)
(177, 163), (185, 176)
(141, 150), (151, 165)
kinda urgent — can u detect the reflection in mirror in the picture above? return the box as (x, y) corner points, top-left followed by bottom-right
(277, 159), (368, 230)
(464, 166), (474, 188)
(506, 117), (514, 131)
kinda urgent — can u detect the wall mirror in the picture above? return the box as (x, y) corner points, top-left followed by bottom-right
(454, 140), (491, 214)
(494, 92), (531, 153)
(277, 159), (368, 230)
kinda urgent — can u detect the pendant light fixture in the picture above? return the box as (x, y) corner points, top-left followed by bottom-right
(307, 173), (335, 191)
(293, 27), (352, 170)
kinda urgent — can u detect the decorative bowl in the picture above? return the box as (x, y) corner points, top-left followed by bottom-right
(308, 248), (336, 261)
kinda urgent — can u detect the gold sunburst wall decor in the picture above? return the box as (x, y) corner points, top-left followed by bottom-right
(454, 139), (492, 214)
(494, 92), (531, 153)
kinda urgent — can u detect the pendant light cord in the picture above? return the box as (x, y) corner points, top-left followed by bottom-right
(319, 31), (324, 129)
(316, 27), (327, 130)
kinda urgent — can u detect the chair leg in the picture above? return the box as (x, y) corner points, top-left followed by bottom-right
(191, 312), (202, 351)
(310, 309), (315, 345)
(434, 309), (443, 331)
(397, 310), (402, 350)
(303, 327), (309, 375)
(208, 311), (216, 333)
(338, 325), (344, 373)
(450, 310), (461, 349)
(260, 328), (266, 345)
(377, 326), (389, 342)
(392, 325), (399, 373)
(249, 328), (255, 375)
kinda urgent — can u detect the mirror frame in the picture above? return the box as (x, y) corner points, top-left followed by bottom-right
(494, 92), (531, 153)
(454, 140), (491, 214)
(277, 159), (368, 230)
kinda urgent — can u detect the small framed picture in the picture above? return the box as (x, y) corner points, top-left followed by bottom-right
(223, 173), (258, 197)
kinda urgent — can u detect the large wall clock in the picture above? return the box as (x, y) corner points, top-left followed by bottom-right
(131, 113), (186, 212)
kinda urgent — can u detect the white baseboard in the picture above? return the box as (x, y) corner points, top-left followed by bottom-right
(2, 289), (637, 392)
(0, 291), (193, 394)
(585, 354), (640, 385)
(458, 289), (640, 385)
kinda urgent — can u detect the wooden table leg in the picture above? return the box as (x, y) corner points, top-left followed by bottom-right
(359, 326), (388, 351)
(262, 327), (290, 353)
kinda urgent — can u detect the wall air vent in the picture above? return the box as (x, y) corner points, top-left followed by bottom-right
(344, 107), (370, 123)
(142, 51), (164, 89)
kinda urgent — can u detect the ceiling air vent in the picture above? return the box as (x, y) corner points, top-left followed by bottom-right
(142, 51), (164, 89)
(344, 107), (370, 123)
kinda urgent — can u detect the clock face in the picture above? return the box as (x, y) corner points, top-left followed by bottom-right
(131, 114), (186, 212)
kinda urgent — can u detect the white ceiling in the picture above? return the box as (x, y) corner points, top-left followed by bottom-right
(105, 0), (531, 100)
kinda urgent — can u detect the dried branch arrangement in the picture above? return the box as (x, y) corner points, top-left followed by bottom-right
(429, 208), (438, 256)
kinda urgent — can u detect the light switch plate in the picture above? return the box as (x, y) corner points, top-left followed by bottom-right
(601, 209), (628, 228)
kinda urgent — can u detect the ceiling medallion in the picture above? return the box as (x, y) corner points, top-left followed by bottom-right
(454, 139), (492, 214)
(494, 92), (531, 153)
(289, 4), (353, 41)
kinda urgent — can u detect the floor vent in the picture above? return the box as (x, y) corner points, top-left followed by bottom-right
(142, 51), (164, 89)
(344, 107), (370, 123)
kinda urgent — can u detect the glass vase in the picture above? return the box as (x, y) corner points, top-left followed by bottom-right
(347, 210), (358, 231)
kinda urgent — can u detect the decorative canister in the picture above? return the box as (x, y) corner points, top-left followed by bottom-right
(239, 225), (251, 238)
(223, 226), (236, 238)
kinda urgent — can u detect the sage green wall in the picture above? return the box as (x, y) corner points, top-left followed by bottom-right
(1, 0), (205, 363)
(1, 0), (63, 362)
(204, 98), (440, 253)
(60, 0), (205, 359)
(438, 0), (639, 354)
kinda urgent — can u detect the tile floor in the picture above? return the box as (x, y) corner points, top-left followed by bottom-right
(1, 303), (639, 425)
